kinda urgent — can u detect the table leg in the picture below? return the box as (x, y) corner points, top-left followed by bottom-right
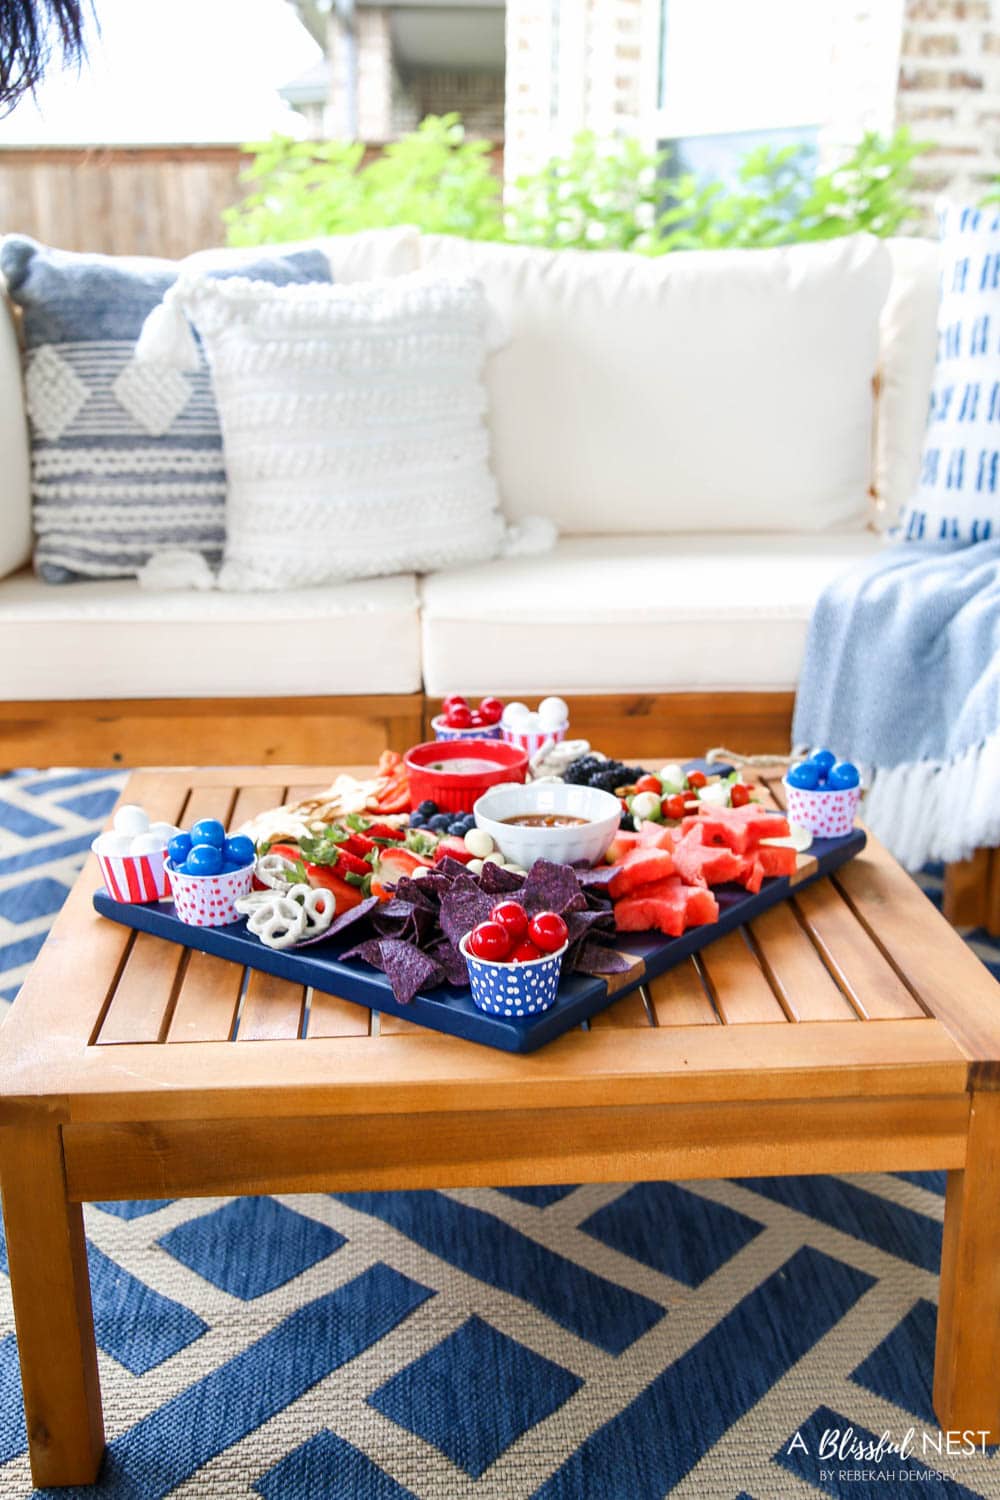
(934, 1090), (1000, 1444)
(0, 1121), (105, 1487)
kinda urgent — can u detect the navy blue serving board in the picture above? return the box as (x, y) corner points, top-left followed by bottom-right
(93, 826), (866, 1055)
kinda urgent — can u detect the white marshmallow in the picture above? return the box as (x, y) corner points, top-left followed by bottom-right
(538, 696), (568, 726)
(501, 701), (530, 726)
(94, 832), (133, 856)
(113, 803), (149, 837)
(129, 831), (169, 855)
(147, 821), (181, 841)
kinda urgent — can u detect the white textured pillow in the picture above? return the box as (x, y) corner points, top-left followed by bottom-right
(137, 271), (519, 589)
(419, 233), (893, 534)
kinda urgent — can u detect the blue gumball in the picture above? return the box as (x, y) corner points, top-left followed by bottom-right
(186, 842), (223, 877)
(189, 818), (225, 849)
(223, 834), (255, 868)
(222, 861), (245, 875)
(787, 761), (821, 790)
(827, 761), (860, 790)
(808, 748), (836, 775)
(167, 832), (191, 866)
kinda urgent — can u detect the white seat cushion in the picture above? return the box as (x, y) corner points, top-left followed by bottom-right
(0, 571), (421, 699)
(420, 533), (884, 695)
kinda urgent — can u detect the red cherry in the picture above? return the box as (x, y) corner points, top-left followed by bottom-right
(528, 910), (568, 953)
(730, 782), (752, 808)
(469, 710), (484, 727)
(479, 696), (504, 725)
(490, 900), (528, 944)
(511, 940), (544, 963)
(468, 920), (511, 962)
(442, 694), (468, 712)
(446, 704), (473, 729)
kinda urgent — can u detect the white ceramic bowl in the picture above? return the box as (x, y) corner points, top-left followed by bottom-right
(473, 781), (621, 869)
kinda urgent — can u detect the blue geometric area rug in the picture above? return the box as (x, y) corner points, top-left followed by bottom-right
(2, 771), (1000, 1500)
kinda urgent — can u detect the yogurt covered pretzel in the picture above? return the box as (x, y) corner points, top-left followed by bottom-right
(529, 739), (594, 781)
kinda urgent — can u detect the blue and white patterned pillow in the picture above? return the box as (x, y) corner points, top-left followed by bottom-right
(0, 237), (331, 582)
(901, 204), (1000, 543)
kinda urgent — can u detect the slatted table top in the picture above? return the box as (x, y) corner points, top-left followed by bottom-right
(2, 763), (998, 1128)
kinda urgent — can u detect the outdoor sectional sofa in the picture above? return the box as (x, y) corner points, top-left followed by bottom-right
(0, 226), (939, 774)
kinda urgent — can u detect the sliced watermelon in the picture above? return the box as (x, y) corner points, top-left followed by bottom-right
(736, 855), (764, 894)
(608, 844), (676, 899)
(614, 875), (718, 937)
(681, 805), (790, 854)
(637, 821), (676, 850)
(671, 829), (745, 887)
(758, 844), (798, 878)
(604, 828), (642, 865)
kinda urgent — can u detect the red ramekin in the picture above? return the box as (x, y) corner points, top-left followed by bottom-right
(404, 738), (528, 814)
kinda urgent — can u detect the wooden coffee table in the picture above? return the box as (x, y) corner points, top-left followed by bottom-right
(2, 763), (1000, 1488)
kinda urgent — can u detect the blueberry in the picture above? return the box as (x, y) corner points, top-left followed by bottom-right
(448, 819), (467, 836)
(167, 832), (191, 866)
(808, 749), (836, 775)
(189, 817), (225, 849)
(417, 800), (438, 817)
(409, 811), (426, 828)
(787, 762), (821, 790)
(429, 813), (452, 832)
(827, 761), (860, 790)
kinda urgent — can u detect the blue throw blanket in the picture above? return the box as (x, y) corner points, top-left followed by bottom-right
(792, 538), (1000, 869)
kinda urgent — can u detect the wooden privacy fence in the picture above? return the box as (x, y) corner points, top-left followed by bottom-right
(0, 140), (505, 258)
(0, 145), (246, 258)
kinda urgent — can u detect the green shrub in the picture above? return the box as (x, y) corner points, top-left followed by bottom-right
(226, 114), (504, 246)
(225, 115), (931, 253)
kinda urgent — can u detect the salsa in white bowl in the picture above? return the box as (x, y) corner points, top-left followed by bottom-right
(473, 781), (621, 869)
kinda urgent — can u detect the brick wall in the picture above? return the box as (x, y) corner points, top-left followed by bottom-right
(896, 0), (1000, 220)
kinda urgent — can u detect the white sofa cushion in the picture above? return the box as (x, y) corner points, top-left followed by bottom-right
(0, 571), (421, 699)
(875, 237), (940, 530)
(141, 270), (513, 589)
(420, 532), (883, 695)
(418, 234), (891, 536)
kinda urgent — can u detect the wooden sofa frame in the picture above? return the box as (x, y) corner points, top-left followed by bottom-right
(1, 689), (994, 934)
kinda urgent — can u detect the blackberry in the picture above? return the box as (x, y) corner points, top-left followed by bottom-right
(591, 768), (626, 793)
(564, 755), (601, 785)
(619, 812), (635, 832)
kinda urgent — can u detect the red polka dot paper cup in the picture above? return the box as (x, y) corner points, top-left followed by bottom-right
(782, 779), (861, 839)
(166, 860), (254, 927)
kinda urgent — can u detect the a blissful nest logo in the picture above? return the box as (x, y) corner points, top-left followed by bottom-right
(785, 1424), (993, 1486)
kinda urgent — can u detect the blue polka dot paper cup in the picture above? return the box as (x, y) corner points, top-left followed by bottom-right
(459, 935), (567, 1017)
(782, 779), (862, 839)
(431, 714), (503, 743)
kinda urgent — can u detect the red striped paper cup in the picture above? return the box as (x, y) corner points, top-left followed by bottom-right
(500, 723), (567, 759)
(92, 839), (170, 903)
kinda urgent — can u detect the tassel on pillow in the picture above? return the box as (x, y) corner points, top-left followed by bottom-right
(135, 285), (201, 370)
